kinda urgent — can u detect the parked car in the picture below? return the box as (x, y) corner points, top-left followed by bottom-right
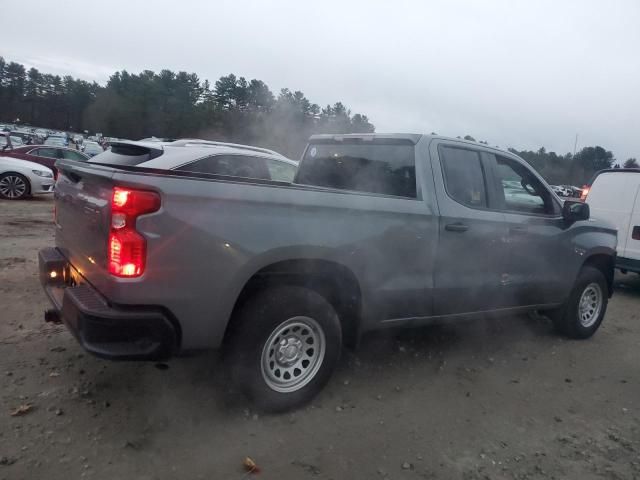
(584, 169), (640, 273)
(45, 135), (68, 147)
(0, 132), (26, 150)
(0, 132), (14, 150)
(82, 141), (104, 157)
(91, 139), (299, 182)
(0, 156), (54, 199)
(1, 145), (89, 176)
(10, 130), (34, 145)
(39, 134), (616, 412)
(552, 185), (571, 197)
(139, 136), (177, 143)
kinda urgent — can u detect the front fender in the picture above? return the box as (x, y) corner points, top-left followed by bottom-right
(572, 224), (617, 295)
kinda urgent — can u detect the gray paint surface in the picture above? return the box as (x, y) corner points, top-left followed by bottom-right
(52, 135), (617, 350)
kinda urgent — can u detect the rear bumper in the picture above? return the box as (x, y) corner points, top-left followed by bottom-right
(38, 247), (177, 360)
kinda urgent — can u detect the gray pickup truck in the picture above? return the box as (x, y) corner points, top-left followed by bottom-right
(39, 134), (617, 411)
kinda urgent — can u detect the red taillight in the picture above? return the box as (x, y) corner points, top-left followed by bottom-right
(111, 187), (160, 215)
(108, 187), (160, 278)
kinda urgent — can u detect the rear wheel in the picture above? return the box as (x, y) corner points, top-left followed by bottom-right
(0, 173), (30, 200)
(225, 286), (342, 412)
(548, 266), (608, 339)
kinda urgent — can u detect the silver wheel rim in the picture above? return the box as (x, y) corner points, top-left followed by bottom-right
(0, 175), (27, 199)
(578, 282), (603, 328)
(261, 316), (326, 393)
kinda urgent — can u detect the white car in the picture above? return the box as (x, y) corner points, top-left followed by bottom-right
(82, 141), (104, 157)
(114, 139), (300, 182)
(0, 157), (55, 200)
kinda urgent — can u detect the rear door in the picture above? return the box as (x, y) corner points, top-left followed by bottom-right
(29, 147), (59, 170)
(430, 141), (510, 315)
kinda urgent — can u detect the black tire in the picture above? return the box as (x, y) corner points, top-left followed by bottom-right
(548, 266), (608, 339)
(225, 286), (342, 413)
(0, 172), (31, 200)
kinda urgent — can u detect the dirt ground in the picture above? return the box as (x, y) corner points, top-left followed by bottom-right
(1, 196), (639, 480)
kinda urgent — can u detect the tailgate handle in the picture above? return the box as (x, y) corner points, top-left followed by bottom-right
(445, 223), (469, 232)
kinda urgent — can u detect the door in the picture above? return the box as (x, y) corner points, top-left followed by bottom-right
(431, 142), (510, 315)
(487, 153), (569, 306)
(29, 147), (59, 170)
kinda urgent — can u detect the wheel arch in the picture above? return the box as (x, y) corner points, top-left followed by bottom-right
(582, 253), (615, 297)
(224, 258), (363, 348)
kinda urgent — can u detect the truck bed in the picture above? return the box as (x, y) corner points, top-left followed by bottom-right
(53, 158), (435, 350)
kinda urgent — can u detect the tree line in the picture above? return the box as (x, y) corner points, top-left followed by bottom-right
(0, 57), (635, 182)
(508, 147), (639, 186)
(0, 57), (373, 158)
(460, 135), (636, 186)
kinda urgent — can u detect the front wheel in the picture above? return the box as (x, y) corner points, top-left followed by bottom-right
(225, 286), (342, 412)
(548, 266), (608, 339)
(0, 173), (30, 200)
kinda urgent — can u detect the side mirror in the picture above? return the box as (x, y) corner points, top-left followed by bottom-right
(563, 200), (589, 222)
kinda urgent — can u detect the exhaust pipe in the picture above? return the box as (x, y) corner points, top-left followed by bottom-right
(44, 309), (62, 324)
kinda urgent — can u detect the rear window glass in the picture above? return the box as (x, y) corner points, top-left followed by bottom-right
(89, 144), (161, 166)
(440, 146), (487, 208)
(176, 155), (272, 180)
(296, 142), (416, 198)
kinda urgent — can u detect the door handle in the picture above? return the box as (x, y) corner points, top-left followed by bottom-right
(445, 222), (469, 232)
(508, 226), (527, 234)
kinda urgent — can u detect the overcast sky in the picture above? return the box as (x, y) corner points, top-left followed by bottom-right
(2, 0), (639, 160)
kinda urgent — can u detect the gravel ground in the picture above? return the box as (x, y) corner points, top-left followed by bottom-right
(1, 196), (639, 480)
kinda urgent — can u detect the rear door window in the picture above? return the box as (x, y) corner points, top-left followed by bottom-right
(296, 142), (416, 198)
(266, 159), (297, 182)
(33, 148), (59, 159)
(176, 155), (272, 180)
(60, 149), (89, 161)
(439, 146), (488, 208)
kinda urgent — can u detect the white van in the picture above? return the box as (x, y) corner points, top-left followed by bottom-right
(585, 169), (640, 273)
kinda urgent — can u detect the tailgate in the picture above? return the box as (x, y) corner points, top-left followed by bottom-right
(54, 160), (117, 285)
